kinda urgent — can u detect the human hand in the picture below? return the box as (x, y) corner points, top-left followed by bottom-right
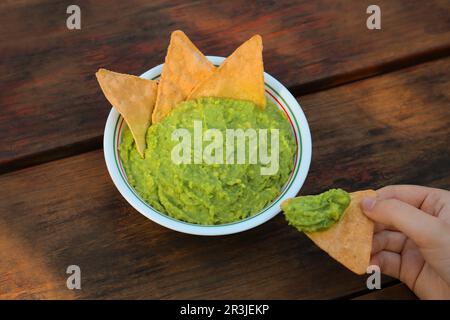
(361, 185), (450, 299)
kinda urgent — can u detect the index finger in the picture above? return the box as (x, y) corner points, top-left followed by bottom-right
(376, 185), (437, 209)
(364, 197), (443, 247)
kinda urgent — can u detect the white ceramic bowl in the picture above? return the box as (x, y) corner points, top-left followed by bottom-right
(104, 56), (312, 236)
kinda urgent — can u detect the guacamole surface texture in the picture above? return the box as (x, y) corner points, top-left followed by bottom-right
(282, 188), (351, 232)
(120, 97), (296, 225)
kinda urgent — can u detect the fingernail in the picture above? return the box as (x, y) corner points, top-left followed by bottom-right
(362, 197), (376, 211)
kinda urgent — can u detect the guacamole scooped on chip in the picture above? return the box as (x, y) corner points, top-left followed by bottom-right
(282, 189), (351, 232)
(120, 97), (296, 225)
(281, 189), (375, 275)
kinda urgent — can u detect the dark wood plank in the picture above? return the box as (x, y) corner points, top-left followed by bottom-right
(300, 58), (450, 192)
(1, 0), (450, 172)
(354, 283), (417, 300)
(0, 57), (449, 299)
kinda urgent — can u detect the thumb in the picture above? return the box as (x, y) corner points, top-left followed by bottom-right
(361, 196), (443, 247)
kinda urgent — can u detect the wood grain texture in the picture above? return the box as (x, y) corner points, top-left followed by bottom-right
(1, 57), (448, 299)
(1, 0), (450, 171)
(354, 283), (417, 300)
(0, 150), (393, 299)
(301, 58), (450, 193)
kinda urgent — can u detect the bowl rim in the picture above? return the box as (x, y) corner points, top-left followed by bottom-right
(103, 56), (312, 236)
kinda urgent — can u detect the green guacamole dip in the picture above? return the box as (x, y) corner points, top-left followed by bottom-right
(120, 97), (296, 225)
(281, 189), (350, 232)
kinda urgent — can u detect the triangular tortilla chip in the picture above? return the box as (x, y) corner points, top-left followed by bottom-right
(305, 190), (376, 275)
(188, 34), (266, 109)
(96, 68), (157, 157)
(152, 30), (215, 123)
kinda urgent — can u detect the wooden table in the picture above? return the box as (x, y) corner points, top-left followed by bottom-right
(1, 0), (449, 299)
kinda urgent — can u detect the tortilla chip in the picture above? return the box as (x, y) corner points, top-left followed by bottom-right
(188, 34), (266, 109)
(305, 190), (376, 275)
(152, 30), (215, 123)
(96, 68), (157, 157)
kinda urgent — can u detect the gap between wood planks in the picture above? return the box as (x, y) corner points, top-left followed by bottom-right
(337, 279), (400, 300)
(1, 44), (450, 176)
